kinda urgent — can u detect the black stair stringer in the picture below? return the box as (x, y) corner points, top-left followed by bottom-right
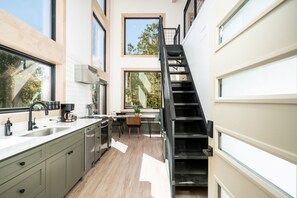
(165, 44), (209, 190)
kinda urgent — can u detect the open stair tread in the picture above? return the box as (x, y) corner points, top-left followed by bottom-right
(168, 63), (187, 67)
(175, 167), (208, 175)
(174, 103), (199, 106)
(171, 80), (192, 83)
(172, 90), (195, 93)
(176, 117), (203, 121)
(175, 133), (208, 138)
(168, 56), (185, 60)
(175, 151), (208, 159)
(175, 174), (208, 187)
(169, 71), (189, 74)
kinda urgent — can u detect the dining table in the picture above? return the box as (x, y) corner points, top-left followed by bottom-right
(113, 114), (156, 138)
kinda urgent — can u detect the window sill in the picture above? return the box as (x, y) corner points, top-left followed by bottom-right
(122, 54), (159, 58)
(215, 94), (297, 104)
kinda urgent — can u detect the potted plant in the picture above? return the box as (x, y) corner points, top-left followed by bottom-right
(134, 106), (141, 116)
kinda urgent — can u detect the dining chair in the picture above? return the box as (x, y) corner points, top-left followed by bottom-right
(126, 116), (142, 138)
(112, 112), (126, 138)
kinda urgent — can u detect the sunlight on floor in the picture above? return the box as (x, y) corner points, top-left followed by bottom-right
(139, 153), (171, 198)
(110, 138), (128, 153)
(143, 134), (161, 138)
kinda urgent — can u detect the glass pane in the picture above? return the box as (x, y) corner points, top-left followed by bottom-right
(97, 0), (105, 14)
(99, 84), (107, 114)
(220, 55), (297, 97)
(92, 16), (106, 71)
(124, 71), (161, 109)
(220, 133), (297, 197)
(220, 0), (276, 44)
(125, 18), (159, 55)
(0, 0), (53, 38)
(91, 83), (99, 114)
(0, 49), (53, 109)
(219, 185), (231, 198)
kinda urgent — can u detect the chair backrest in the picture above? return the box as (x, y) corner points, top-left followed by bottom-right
(126, 116), (141, 126)
(116, 112), (126, 122)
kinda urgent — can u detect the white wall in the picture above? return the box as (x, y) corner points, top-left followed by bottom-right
(65, 0), (93, 116)
(182, 0), (213, 121)
(109, 0), (186, 112)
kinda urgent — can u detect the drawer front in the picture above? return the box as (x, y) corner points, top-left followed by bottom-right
(0, 145), (45, 185)
(46, 129), (84, 157)
(0, 162), (45, 198)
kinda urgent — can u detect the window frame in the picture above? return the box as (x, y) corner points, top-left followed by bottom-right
(215, 49), (297, 104)
(0, 0), (56, 40)
(215, 0), (284, 51)
(121, 13), (165, 57)
(218, 131), (296, 198)
(218, 55), (297, 98)
(122, 69), (162, 111)
(0, 45), (56, 114)
(99, 79), (107, 114)
(97, 0), (106, 15)
(92, 13), (106, 72)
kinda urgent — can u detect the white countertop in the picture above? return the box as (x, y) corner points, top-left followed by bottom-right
(0, 118), (101, 161)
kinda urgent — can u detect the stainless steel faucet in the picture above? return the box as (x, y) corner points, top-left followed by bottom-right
(28, 101), (49, 130)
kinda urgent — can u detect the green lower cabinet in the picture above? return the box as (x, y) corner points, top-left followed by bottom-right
(0, 162), (45, 198)
(46, 140), (84, 198)
(66, 140), (84, 190)
(45, 147), (68, 198)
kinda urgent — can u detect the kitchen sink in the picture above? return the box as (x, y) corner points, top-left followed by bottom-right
(22, 126), (71, 137)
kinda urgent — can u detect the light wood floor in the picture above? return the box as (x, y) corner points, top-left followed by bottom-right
(66, 132), (207, 198)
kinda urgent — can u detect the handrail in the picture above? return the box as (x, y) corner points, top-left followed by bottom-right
(173, 25), (180, 45)
(158, 16), (176, 121)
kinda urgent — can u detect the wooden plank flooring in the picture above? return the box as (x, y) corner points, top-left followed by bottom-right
(66, 132), (207, 198)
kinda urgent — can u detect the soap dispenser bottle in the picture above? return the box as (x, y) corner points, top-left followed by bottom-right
(5, 118), (13, 136)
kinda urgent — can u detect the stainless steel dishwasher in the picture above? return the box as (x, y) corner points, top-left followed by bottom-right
(85, 125), (95, 173)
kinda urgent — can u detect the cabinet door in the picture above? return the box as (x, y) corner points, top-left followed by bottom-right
(66, 140), (84, 190)
(45, 150), (67, 198)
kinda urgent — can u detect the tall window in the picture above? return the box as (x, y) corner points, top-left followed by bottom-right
(124, 71), (161, 109)
(124, 18), (159, 55)
(0, 47), (54, 112)
(96, 0), (106, 14)
(0, 0), (55, 39)
(92, 14), (106, 72)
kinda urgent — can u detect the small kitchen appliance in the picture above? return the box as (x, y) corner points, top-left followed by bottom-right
(61, 103), (75, 122)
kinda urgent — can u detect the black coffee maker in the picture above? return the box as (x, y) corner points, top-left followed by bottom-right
(61, 103), (75, 122)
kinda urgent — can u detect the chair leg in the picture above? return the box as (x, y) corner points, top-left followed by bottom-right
(120, 125), (124, 134)
(137, 128), (140, 138)
(128, 128), (131, 138)
(118, 126), (121, 138)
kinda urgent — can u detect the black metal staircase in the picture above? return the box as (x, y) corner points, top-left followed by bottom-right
(159, 17), (208, 196)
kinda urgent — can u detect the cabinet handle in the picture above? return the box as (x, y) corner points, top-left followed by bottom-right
(19, 161), (26, 166)
(67, 150), (73, 155)
(97, 137), (100, 139)
(19, 189), (25, 193)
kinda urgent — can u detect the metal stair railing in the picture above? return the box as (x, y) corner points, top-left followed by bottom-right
(158, 16), (177, 196)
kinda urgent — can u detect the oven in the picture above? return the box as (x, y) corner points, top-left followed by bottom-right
(100, 118), (109, 155)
